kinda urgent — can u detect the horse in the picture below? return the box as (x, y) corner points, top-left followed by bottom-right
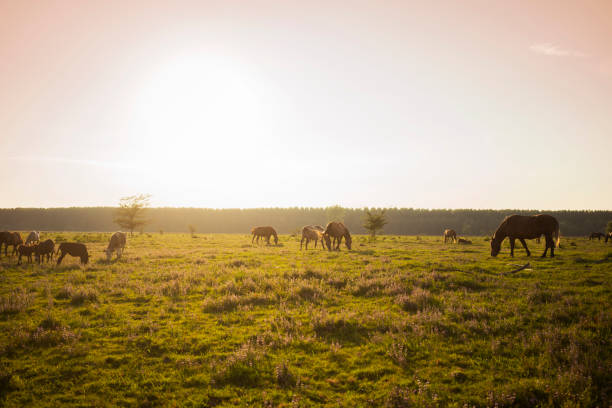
(491, 214), (560, 258)
(25, 231), (40, 245)
(35, 239), (55, 263)
(323, 222), (351, 251)
(17, 244), (37, 265)
(2, 232), (23, 256)
(106, 232), (127, 261)
(589, 232), (606, 241)
(443, 229), (457, 244)
(457, 238), (472, 244)
(251, 226), (278, 245)
(300, 225), (326, 250)
(606, 232), (612, 243)
(56, 242), (89, 265)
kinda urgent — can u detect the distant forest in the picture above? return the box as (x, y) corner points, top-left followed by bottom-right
(0, 207), (610, 236)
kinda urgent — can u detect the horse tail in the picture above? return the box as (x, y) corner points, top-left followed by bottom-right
(553, 223), (560, 248)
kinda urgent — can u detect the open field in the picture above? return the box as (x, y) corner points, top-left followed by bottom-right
(0, 233), (610, 407)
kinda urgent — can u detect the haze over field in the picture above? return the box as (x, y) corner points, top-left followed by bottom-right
(1, 1), (611, 209)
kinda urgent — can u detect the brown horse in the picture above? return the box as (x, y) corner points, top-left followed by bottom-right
(491, 214), (560, 258)
(251, 226), (278, 245)
(606, 232), (612, 243)
(323, 222), (351, 251)
(35, 239), (55, 263)
(301, 225), (326, 250)
(56, 242), (89, 265)
(589, 232), (606, 241)
(457, 238), (472, 244)
(443, 229), (457, 244)
(2, 232), (23, 256)
(17, 244), (37, 265)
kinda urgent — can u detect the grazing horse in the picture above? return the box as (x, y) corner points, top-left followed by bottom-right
(17, 244), (37, 265)
(443, 229), (457, 244)
(589, 232), (606, 241)
(56, 242), (89, 265)
(491, 214), (560, 258)
(300, 225), (326, 250)
(35, 239), (55, 263)
(323, 222), (351, 251)
(0, 231), (9, 256)
(251, 226), (278, 245)
(2, 232), (23, 256)
(25, 231), (40, 245)
(106, 232), (127, 261)
(606, 232), (612, 243)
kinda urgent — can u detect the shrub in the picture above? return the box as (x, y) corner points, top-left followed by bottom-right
(395, 288), (440, 312)
(0, 288), (34, 315)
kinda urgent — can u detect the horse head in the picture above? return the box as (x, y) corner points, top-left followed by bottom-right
(490, 235), (501, 257)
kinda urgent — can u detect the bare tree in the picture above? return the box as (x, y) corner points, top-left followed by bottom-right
(114, 194), (151, 235)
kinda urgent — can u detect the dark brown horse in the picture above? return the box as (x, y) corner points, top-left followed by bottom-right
(443, 229), (457, 244)
(323, 222), (351, 251)
(56, 242), (89, 265)
(17, 244), (37, 265)
(251, 226), (278, 245)
(491, 214), (560, 258)
(35, 239), (55, 263)
(589, 232), (606, 241)
(1, 232), (23, 256)
(606, 232), (612, 243)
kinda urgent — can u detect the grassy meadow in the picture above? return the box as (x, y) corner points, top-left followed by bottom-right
(0, 232), (610, 407)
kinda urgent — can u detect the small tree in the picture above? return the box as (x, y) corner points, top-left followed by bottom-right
(114, 194), (151, 235)
(363, 209), (388, 239)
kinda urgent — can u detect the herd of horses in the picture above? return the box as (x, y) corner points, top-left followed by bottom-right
(0, 215), (608, 265)
(252, 222), (352, 251)
(0, 231), (127, 265)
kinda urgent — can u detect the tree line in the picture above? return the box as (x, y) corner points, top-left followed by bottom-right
(0, 206), (610, 236)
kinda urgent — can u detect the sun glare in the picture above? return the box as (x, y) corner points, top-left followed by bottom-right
(134, 55), (266, 168)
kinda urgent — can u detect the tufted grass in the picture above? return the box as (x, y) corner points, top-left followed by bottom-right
(0, 232), (610, 406)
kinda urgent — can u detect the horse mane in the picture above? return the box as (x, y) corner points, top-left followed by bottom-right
(492, 217), (510, 239)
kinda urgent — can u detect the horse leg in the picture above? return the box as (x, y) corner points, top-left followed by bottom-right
(541, 234), (551, 257)
(509, 238), (515, 257)
(519, 239), (531, 256)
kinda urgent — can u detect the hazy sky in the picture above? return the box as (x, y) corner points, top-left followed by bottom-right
(1, 1), (611, 209)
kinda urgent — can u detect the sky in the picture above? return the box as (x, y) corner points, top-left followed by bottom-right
(1, 0), (611, 210)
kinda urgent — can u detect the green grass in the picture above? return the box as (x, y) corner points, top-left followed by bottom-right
(0, 233), (610, 407)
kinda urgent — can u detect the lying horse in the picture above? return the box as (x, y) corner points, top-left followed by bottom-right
(457, 238), (472, 244)
(251, 226), (278, 245)
(324, 222), (351, 251)
(589, 232), (606, 241)
(35, 239), (55, 263)
(25, 231), (40, 245)
(443, 229), (457, 244)
(57, 242), (89, 265)
(106, 231), (127, 261)
(491, 214), (560, 258)
(300, 225), (326, 250)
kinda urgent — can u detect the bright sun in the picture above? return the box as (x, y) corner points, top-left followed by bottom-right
(134, 55), (268, 171)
